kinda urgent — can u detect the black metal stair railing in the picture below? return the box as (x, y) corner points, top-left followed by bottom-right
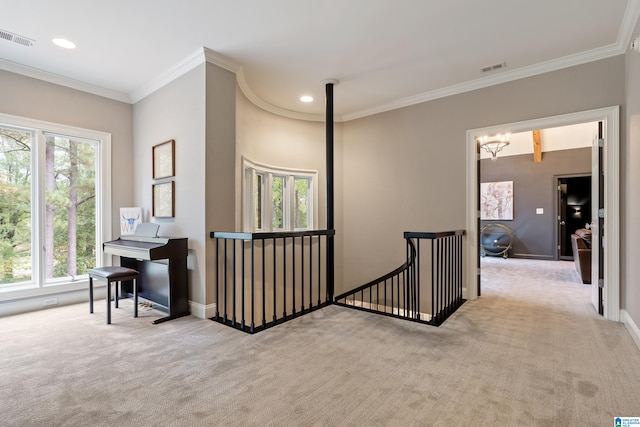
(334, 230), (465, 326)
(210, 230), (334, 334)
(333, 239), (418, 321)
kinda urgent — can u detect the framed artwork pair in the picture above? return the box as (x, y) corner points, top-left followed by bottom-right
(152, 139), (175, 218)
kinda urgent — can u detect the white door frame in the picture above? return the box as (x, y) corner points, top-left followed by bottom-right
(465, 106), (620, 321)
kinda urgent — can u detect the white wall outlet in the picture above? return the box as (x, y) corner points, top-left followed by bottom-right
(43, 297), (58, 306)
(536, 208), (544, 215)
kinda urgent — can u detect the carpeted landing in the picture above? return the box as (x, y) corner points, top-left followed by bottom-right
(0, 257), (639, 426)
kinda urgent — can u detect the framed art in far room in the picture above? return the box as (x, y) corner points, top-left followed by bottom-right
(152, 139), (175, 179)
(152, 181), (175, 218)
(480, 180), (513, 220)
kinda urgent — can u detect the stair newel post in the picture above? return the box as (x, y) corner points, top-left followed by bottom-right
(324, 79), (338, 302)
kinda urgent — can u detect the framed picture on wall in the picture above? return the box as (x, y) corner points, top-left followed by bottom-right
(152, 139), (175, 179)
(120, 207), (142, 235)
(480, 181), (514, 220)
(152, 181), (175, 218)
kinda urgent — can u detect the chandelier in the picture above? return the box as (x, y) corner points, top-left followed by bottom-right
(478, 134), (510, 162)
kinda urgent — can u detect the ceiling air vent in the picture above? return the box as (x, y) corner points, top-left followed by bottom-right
(0, 29), (35, 47)
(481, 62), (506, 73)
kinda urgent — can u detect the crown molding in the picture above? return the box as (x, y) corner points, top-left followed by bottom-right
(0, 38), (628, 122)
(617, 0), (640, 51)
(131, 47), (244, 103)
(205, 49), (328, 121)
(130, 47), (329, 121)
(342, 43), (624, 121)
(235, 68), (328, 122)
(201, 47), (241, 73)
(0, 58), (132, 103)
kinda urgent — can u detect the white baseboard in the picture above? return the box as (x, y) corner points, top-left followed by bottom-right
(188, 301), (216, 319)
(342, 298), (432, 321)
(0, 288), (216, 322)
(620, 309), (640, 351)
(0, 287), (97, 318)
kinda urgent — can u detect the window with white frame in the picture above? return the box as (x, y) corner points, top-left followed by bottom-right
(243, 158), (317, 232)
(0, 114), (111, 292)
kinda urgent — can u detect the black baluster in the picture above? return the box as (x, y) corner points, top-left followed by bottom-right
(416, 238), (421, 320)
(384, 279), (388, 314)
(273, 237), (277, 325)
(223, 239), (228, 323)
(318, 235), (323, 304)
(438, 239), (443, 324)
(250, 239), (254, 333)
(301, 235), (305, 311)
(241, 238), (245, 330)
(391, 276), (394, 316)
(309, 235), (313, 309)
(396, 272), (400, 317)
(262, 238), (266, 329)
(232, 239), (236, 327)
(215, 238), (219, 320)
(431, 238), (435, 325)
(283, 237), (287, 319)
(292, 236), (296, 316)
(458, 234), (463, 304)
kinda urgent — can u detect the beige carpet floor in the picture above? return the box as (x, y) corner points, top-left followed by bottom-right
(1, 257), (639, 426)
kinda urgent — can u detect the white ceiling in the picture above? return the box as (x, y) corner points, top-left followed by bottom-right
(1, 1), (638, 121)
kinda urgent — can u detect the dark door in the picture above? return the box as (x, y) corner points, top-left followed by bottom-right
(557, 176), (591, 260)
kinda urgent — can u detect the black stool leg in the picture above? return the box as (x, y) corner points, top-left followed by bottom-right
(115, 280), (119, 308)
(133, 278), (138, 318)
(106, 279), (112, 325)
(89, 276), (94, 314)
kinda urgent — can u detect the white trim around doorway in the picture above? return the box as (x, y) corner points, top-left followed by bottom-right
(465, 106), (620, 321)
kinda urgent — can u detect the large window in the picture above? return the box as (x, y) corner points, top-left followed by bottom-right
(0, 114), (111, 292)
(243, 158), (317, 232)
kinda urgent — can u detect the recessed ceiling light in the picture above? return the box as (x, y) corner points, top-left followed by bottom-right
(300, 95), (313, 103)
(52, 38), (76, 49)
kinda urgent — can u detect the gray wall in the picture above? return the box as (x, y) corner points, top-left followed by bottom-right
(624, 17), (640, 334)
(340, 56), (624, 295)
(480, 148), (591, 259)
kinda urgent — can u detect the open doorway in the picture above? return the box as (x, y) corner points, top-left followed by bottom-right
(556, 175), (591, 261)
(466, 106), (620, 321)
(477, 124), (594, 261)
